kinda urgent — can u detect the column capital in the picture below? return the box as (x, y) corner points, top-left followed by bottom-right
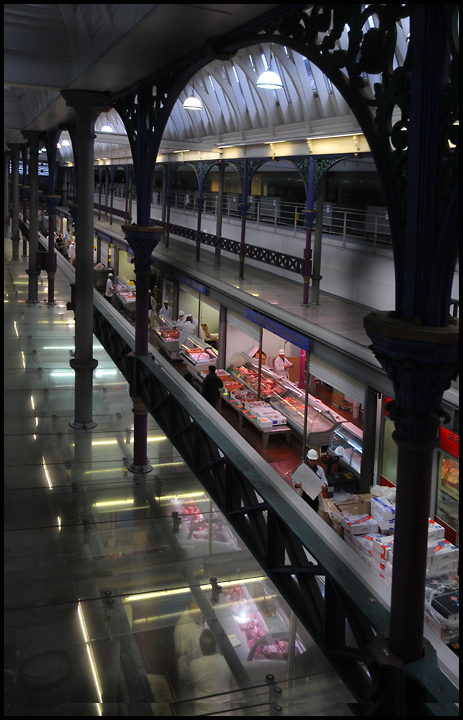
(121, 225), (165, 271)
(42, 195), (62, 215)
(364, 311), (459, 449)
(7, 143), (21, 158)
(22, 130), (42, 151)
(61, 89), (111, 113)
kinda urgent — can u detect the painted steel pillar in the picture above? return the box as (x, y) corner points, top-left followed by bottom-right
(62, 89), (111, 429)
(4, 150), (10, 240)
(7, 143), (21, 261)
(109, 182), (114, 225)
(23, 131), (41, 304)
(215, 162), (227, 266)
(41, 195), (61, 305)
(311, 174), (327, 306)
(165, 194), (171, 248)
(301, 210), (317, 307)
(195, 196), (205, 262)
(121, 225), (165, 473)
(238, 203), (250, 280)
(364, 313), (459, 663)
(21, 186), (29, 256)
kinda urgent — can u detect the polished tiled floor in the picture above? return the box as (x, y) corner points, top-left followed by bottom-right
(4, 233), (355, 715)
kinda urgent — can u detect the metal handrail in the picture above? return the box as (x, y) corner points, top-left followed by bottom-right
(96, 184), (393, 247)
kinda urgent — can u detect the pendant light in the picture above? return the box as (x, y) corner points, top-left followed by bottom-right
(256, 51), (283, 90)
(183, 79), (203, 111)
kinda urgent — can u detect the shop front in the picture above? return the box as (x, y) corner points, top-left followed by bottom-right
(380, 396), (459, 545)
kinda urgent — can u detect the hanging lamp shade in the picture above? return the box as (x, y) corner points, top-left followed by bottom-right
(256, 69), (283, 89)
(183, 94), (203, 110)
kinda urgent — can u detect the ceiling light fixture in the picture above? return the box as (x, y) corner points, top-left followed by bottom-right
(183, 78), (203, 111)
(257, 52), (283, 90)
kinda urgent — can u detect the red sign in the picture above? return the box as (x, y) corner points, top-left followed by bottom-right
(439, 427), (459, 459)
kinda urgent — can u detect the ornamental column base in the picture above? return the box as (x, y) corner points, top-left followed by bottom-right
(11, 234), (20, 261)
(69, 356), (99, 429)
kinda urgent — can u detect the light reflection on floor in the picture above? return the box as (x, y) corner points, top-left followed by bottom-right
(4, 236), (355, 716)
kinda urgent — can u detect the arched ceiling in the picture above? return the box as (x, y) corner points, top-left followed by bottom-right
(5, 5), (409, 165)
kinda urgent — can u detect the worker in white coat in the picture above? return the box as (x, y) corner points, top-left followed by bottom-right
(177, 629), (233, 716)
(175, 310), (187, 326)
(294, 449), (328, 514)
(174, 596), (203, 660)
(104, 273), (115, 304)
(159, 301), (172, 321)
(67, 240), (76, 262)
(274, 348), (293, 378)
(178, 315), (196, 348)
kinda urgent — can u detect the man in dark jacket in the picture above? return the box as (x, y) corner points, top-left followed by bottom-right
(202, 366), (223, 407)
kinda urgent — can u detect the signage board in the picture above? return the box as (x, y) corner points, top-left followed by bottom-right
(246, 309), (309, 351)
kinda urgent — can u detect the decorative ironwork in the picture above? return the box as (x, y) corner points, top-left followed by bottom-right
(151, 218), (304, 274)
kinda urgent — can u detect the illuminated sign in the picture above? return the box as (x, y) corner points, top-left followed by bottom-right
(439, 427), (459, 459)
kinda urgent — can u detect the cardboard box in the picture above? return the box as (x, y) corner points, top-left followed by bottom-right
(371, 497), (395, 520)
(336, 498), (360, 516)
(372, 535), (394, 559)
(428, 519), (445, 541)
(342, 514), (379, 536)
(358, 494), (376, 515)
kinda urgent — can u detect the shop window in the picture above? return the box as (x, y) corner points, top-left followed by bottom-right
(381, 416), (397, 486)
(437, 453), (459, 534)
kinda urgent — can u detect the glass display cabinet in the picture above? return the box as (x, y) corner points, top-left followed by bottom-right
(113, 277), (136, 311)
(227, 352), (346, 446)
(151, 316), (180, 359)
(181, 336), (218, 375)
(328, 422), (363, 477)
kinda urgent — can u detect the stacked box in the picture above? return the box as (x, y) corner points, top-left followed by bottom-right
(370, 497), (395, 533)
(428, 539), (459, 575)
(371, 535), (394, 578)
(346, 533), (384, 567)
(428, 519), (445, 542)
(385, 561), (393, 587)
(341, 514), (379, 536)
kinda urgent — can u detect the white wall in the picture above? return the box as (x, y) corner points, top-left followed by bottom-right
(95, 197), (459, 313)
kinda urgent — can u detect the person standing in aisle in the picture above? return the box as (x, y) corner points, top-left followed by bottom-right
(201, 366), (223, 408)
(274, 348), (293, 379)
(105, 273), (115, 305)
(294, 449), (328, 513)
(159, 300), (172, 321)
(68, 239), (76, 263)
(177, 315), (196, 349)
(177, 629), (233, 716)
(174, 596), (203, 661)
(175, 309), (187, 326)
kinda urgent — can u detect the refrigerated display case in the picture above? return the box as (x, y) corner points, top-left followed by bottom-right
(227, 352), (346, 446)
(113, 276), (136, 312)
(151, 316), (180, 360)
(181, 336), (218, 377)
(329, 422), (363, 478)
(436, 452), (459, 539)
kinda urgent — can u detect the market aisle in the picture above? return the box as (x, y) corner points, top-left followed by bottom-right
(4, 234), (355, 715)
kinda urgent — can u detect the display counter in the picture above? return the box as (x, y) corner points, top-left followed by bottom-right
(151, 316), (180, 360)
(181, 336), (218, 377)
(329, 422), (363, 478)
(227, 352), (346, 447)
(113, 277), (136, 312)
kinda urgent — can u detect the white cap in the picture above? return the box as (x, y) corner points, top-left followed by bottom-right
(307, 449), (318, 460)
(178, 310), (185, 316)
(279, 349), (285, 355)
(108, 273), (113, 277)
(335, 446), (345, 456)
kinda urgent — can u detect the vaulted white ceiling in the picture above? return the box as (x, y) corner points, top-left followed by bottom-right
(4, 4), (410, 165)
